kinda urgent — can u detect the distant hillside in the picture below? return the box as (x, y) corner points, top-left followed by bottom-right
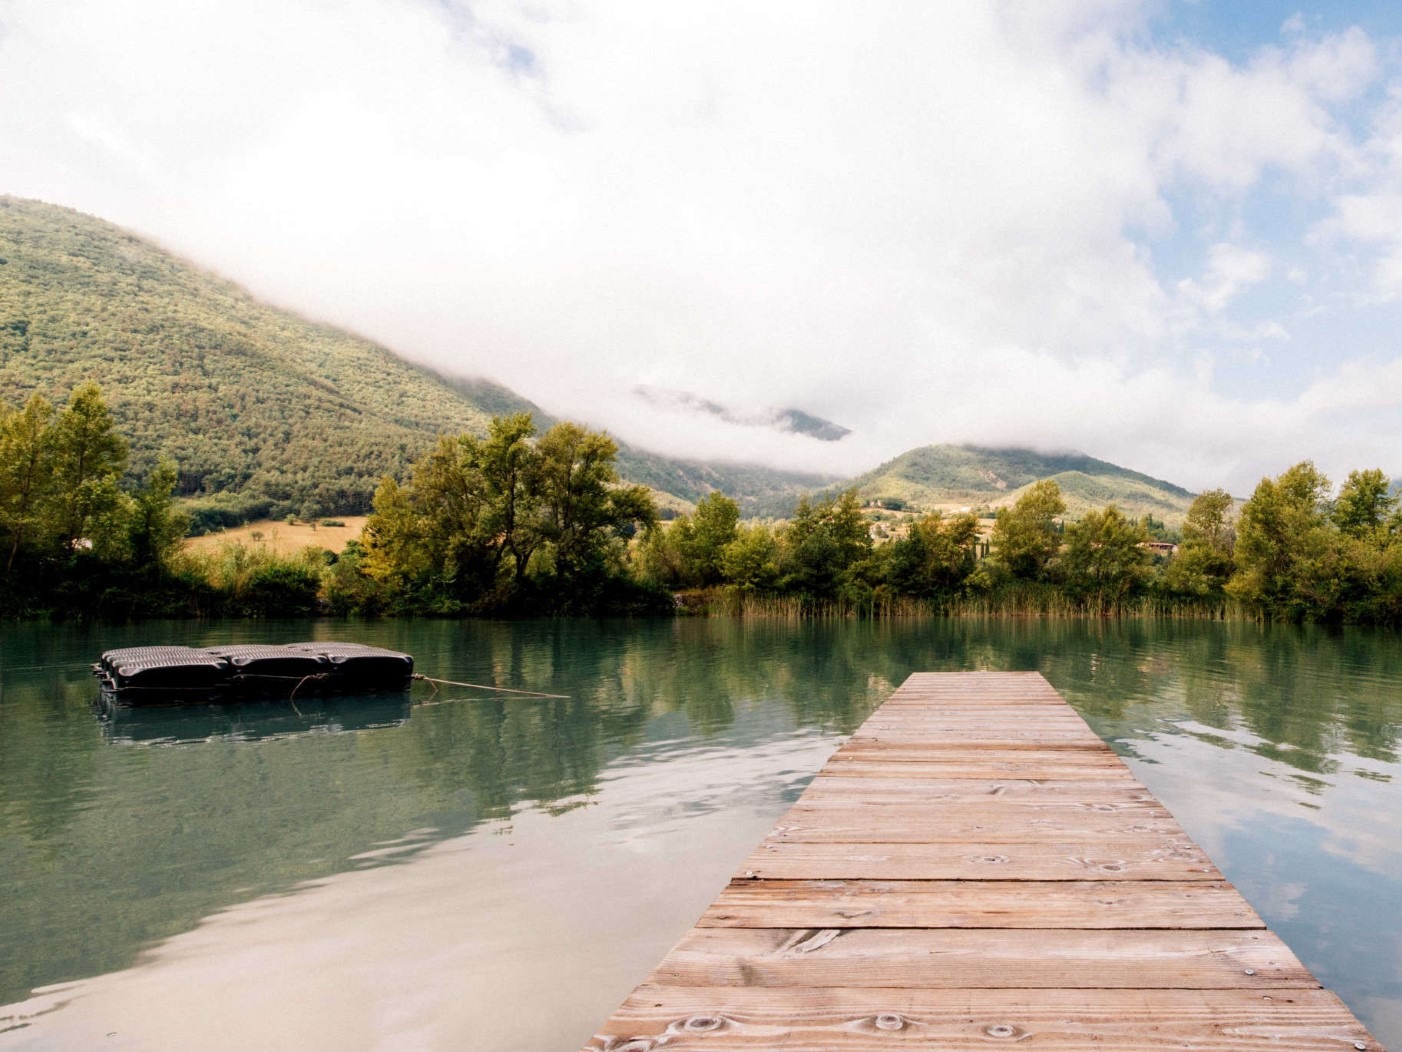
(0, 197), (825, 518)
(613, 449), (834, 517)
(841, 445), (1195, 523)
(434, 381), (837, 514)
(0, 197), (517, 512)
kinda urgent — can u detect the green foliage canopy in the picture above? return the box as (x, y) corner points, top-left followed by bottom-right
(1058, 505), (1151, 613)
(362, 417), (660, 614)
(989, 479), (1066, 581)
(1228, 462), (1339, 619)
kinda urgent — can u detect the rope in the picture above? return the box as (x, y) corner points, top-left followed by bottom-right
(287, 674), (326, 703)
(226, 672), (333, 703)
(412, 694), (509, 709)
(411, 674), (568, 699)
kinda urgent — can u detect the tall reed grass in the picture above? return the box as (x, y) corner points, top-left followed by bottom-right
(696, 585), (1244, 621)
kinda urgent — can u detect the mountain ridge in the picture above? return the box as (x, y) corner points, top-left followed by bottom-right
(0, 196), (829, 517)
(838, 444), (1195, 524)
(0, 196), (1196, 525)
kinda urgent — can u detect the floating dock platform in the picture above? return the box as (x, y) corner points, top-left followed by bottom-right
(586, 671), (1381, 1050)
(94, 642), (413, 705)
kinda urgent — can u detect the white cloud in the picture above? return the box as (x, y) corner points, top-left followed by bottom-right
(1299, 356), (1402, 415)
(1147, 44), (1362, 190)
(1178, 242), (1272, 314)
(1323, 185), (1402, 301)
(0, 0), (1400, 494)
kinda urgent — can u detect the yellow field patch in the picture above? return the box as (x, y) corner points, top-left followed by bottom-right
(184, 517), (368, 556)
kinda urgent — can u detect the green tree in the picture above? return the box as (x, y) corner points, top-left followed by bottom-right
(361, 417), (657, 612)
(412, 432), (498, 600)
(1058, 505), (1150, 613)
(1227, 462), (1340, 620)
(1182, 489), (1236, 552)
(477, 413), (541, 587)
(1329, 469), (1402, 622)
(1334, 468), (1396, 538)
(720, 523), (781, 593)
(322, 539), (391, 616)
(886, 511), (980, 599)
(634, 515), (689, 590)
(0, 392), (57, 578)
(362, 476), (431, 592)
(989, 480), (1065, 580)
(50, 383), (129, 557)
(778, 490), (872, 601)
(679, 493), (740, 586)
(1164, 489), (1236, 600)
(531, 421), (657, 608)
(127, 458), (189, 572)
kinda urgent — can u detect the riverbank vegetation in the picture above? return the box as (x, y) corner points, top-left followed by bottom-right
(637, 464), (1402, 625)
(0, 386), (667, 618)
(5, 384), (1402, 624)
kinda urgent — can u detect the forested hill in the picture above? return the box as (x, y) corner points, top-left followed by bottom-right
(0, 197), (829, 518)
(845, 444), (1196, 523)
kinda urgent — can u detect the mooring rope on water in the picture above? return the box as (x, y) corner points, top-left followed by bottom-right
(226, 671), (332, 703)
(410, 674), (569, 699)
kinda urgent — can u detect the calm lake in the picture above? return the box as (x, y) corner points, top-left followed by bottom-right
(1, 617), (1400, 1050)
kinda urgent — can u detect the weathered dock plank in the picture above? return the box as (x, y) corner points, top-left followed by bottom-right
(584, 671), (1382, 1051)
(700, 879), (1264, 929)
(736, 837), (1218, 880)
(594, 986), (1372, 1051)
(653, 928), (1312, 990)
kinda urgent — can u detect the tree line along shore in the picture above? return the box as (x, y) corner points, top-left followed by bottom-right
(3, 383), (1400, 624)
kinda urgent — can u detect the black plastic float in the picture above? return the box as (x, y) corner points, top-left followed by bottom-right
(94, 643), (415, 705)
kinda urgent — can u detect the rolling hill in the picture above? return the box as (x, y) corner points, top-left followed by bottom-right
(840, 445), (1196, 524)
(0, 197), (829, 518)
(0, 197), (1196, 528)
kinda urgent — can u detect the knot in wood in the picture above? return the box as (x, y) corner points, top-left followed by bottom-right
(681, 1015), (725, 1033)
(985, 1023), (1022, 1039)
(873, 1013), (906, 1031)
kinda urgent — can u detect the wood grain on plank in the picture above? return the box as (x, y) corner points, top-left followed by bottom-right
(587, 986), (1383, 1051)
(792, 782), (1159, 800)
(845, 739), (1108, 752)
(796, 778), (1160, 801)
(736, 838), (1220, 880)
(653, 927), (1312, 990)
(700, 879), (1264, 929)
(821, 754), (1135, 778)
(763, 809), (1186, 843)
(826, 746), (1133, 759)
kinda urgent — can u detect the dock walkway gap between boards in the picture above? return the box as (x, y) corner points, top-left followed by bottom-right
(585, 670), (1382, 1051)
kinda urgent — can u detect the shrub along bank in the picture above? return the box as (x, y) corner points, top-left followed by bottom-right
(6, 383), (1402, 624)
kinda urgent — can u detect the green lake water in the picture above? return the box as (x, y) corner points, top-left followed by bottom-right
(1, 617), (1400, 1049)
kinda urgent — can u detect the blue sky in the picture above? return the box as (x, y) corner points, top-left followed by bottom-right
(1168, 1), (1402, 62)
(3, 1), (1402, 494)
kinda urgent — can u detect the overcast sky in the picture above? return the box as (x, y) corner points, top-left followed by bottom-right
(5, 1), (1402, 493)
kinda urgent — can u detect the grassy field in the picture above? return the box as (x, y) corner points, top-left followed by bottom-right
(185, 517), (368, 556)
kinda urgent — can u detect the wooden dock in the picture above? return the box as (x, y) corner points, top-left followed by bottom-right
(585, 671), (1382, 1050)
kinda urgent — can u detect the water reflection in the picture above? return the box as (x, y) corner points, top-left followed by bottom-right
(96, 693), (412, 745)
(0, 618), (1400, 1049)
